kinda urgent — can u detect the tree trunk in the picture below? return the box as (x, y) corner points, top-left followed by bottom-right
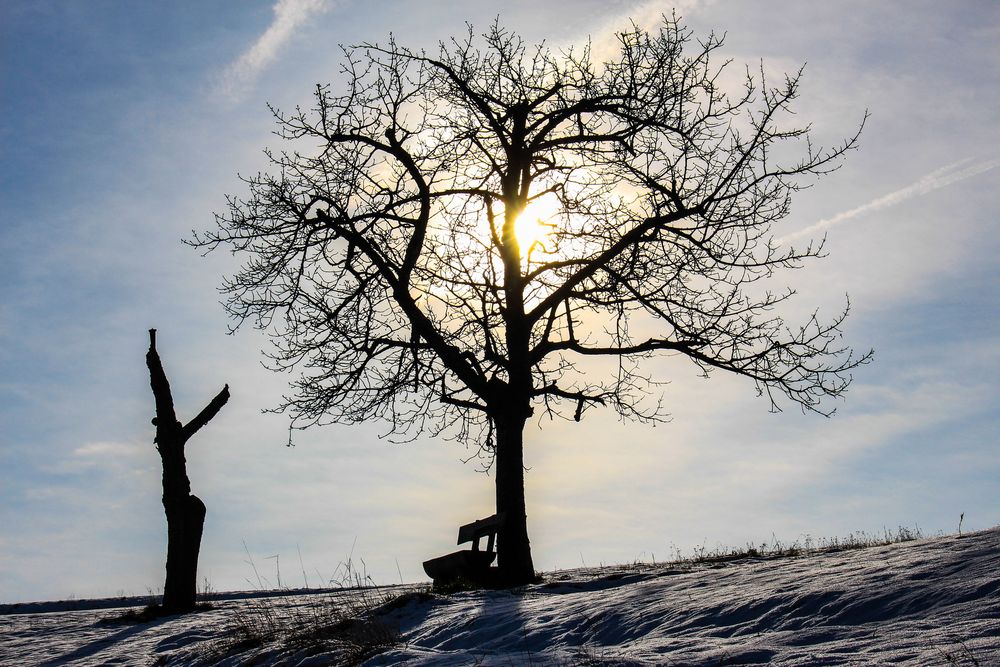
(146, 329), (228, 614)
(495, 415), (535, 586)
(495, 175), (535, 586)
(162, 493), (206, 611)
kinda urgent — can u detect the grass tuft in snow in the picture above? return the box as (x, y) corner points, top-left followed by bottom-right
(545, 526), (926, 583)
(937, 639), (983, 667)
(682, 525), (924, 566)
(100, 601), (214, 625)
(211, 555), (423, 665)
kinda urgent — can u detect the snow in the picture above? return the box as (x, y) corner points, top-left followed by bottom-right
(3, 529), (998, 665)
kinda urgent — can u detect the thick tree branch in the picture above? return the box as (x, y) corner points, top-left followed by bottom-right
(182, 385), (231, 442)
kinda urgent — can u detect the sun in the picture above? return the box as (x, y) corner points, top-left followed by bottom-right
(514, 193), (560, 255)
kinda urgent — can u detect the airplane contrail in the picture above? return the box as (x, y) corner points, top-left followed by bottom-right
(221, 0), (333, 101)
(778, 157), (1000, 244)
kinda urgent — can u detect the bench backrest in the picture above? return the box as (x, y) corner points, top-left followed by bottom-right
(457, 513), (506, 554)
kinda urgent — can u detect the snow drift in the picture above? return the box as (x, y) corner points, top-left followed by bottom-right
(2, 528), (998, 665)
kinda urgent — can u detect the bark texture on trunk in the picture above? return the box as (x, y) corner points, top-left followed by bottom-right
(146, 329), (229, 613)
(494, 416), (535, 586)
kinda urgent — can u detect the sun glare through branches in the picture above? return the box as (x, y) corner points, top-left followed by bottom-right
(513, 192), (560, 258)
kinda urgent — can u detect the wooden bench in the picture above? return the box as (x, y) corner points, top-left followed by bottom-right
(422, 513), (505, 586)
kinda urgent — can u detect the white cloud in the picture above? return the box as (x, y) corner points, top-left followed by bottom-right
(72, 441), (138, 458)
(576, 0), (709, 63)
(220, 0), (332, 100)
(779, 157), (1000, 244)
(37, 441), (152, 475)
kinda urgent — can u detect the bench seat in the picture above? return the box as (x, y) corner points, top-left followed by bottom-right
(422, 513), (505, 586)
(422, 549), (496, 581)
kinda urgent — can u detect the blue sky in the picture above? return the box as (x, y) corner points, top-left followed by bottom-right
(2, 0), (999, 603)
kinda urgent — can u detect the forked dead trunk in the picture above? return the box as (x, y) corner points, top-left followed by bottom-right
(146, 329), (228, 613)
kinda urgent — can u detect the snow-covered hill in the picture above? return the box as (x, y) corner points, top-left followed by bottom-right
(3, 529), (998, 665)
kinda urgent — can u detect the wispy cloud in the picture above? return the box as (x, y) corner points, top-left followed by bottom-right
(73, 441), (138, 458)
(220, 0), (332, 100)
(584, 0), (709, 63)
(779, 157), (1000, 244)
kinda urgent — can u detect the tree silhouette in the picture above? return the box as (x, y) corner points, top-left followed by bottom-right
(194, 17), (871, 586)
(146, 329), (229, 612)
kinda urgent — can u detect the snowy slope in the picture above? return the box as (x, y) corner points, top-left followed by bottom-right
(2, 529), (998, 666)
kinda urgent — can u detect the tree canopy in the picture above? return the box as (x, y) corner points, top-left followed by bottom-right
(195, 16), (871, 584)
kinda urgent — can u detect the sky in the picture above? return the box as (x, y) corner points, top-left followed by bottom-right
(1, 0), (999, 604)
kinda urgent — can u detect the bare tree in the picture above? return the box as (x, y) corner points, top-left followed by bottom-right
(194, 17), (871, 586)
(147, 329), (229, 611)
